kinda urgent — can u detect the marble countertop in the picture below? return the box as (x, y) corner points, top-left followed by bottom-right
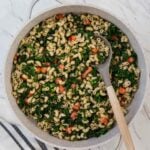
(0, 0), (150, 149)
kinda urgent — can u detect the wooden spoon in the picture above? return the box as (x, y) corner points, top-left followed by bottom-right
(95, 33), (135, 150)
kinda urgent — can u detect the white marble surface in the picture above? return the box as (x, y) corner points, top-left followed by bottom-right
(0, 0), (150, 149)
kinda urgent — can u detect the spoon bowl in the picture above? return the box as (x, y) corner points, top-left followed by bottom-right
(94, 33), (113, 86)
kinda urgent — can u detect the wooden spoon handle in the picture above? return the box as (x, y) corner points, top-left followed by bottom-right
(107, 86), (135, 150)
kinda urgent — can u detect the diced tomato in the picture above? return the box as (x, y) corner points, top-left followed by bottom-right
(59, 64), (65, 70)
(127, 57), (134, 63)
(91, 48), (99, 54)
(65, 126), (73, 134)
(70, 111), (78, 120)
(56, 13), (64, 19)
(59, 85), (65, 93)
(72, 102), (80, 111)
(83, 19), (91, 25)
(40, 67), (48, 74)
(100, 116), (109, 125)
(71, 83), (76, 89)
(55, 78), (62, 84)
(111, 35), (118, 41)
(35, 66), (41, 73)
(68, 35), (76, 41)
(82, 66), (93, 78)
(119, 87), (126, 94)
(35, 66), (48, 73)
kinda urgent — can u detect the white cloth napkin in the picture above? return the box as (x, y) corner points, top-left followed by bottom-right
(0, 118), (53, 150)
